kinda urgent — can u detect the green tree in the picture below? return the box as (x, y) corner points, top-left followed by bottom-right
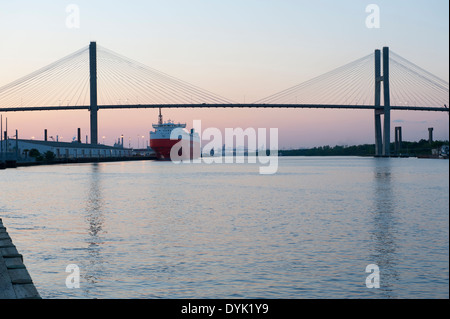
(28, 148), (41, 158)
(44, 151), (56, 161)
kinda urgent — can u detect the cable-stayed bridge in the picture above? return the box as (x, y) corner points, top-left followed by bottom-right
(0, 42), (448, 156)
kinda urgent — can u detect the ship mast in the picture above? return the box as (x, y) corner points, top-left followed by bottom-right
(158, 107), (163, 125)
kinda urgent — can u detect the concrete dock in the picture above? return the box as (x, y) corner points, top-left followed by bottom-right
(0, 218), (41, 299)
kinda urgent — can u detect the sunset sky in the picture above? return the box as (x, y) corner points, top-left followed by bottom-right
(0, 0), (448, 148)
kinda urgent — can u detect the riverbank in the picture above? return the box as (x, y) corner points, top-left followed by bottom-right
(1, 155), (157, 169)
(0, 218), (41, 299)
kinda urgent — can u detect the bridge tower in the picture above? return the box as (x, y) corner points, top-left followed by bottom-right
(374, 49), (383, 156)
(374, 47), (391, 156)
(89, 41), (98, 144)
(383, 47), (391, 156)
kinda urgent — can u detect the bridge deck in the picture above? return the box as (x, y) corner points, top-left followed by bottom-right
(0, 104), (448, 112)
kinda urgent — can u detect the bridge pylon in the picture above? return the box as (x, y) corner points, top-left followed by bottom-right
(374, 46), (391, 157)
(89, 41), (98, 144)
(374, 49), (383, 156)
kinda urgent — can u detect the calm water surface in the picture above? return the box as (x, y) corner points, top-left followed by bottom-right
(0, 157), (448, 299)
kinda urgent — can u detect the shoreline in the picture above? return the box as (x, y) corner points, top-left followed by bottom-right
(1, 155), (157, 169)
(2, 153), (448, 170)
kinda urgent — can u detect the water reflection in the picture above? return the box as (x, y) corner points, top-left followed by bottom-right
(2, 157), (446, 298)
(371, 158), (399, 298)
(83, 163), (106, 297)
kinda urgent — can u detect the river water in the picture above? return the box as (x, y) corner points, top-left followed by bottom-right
(0, 157), (448, 299)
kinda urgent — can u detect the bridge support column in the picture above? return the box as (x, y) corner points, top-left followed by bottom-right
(374, 49), (383, 157)
(395, 126), (402, 155)
(89, 41), (98, 145)
(428, 127), (433, 144)
(382, 47), (391, 156)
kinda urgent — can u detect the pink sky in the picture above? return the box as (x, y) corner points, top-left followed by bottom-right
(0, 1), (448, 148)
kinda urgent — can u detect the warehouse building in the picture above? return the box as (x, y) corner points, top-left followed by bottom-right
(1, 138), (133, 161)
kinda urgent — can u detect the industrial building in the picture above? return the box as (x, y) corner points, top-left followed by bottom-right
(0, 138), (132, 161)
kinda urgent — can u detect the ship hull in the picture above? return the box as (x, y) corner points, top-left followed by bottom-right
(150, 138), (200, 161)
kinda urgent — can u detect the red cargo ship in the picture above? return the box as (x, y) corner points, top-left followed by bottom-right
(149, 108), (200, 161)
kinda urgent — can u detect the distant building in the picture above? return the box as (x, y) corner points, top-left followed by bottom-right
(440, 145), (449, 158)
(0, 139), (133, 161)
(132, 148), (156, 157)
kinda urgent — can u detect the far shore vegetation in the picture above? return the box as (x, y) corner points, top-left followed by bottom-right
(279, 139), (449, 157)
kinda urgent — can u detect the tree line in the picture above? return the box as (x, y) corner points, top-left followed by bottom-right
(279, 140), (449, 157)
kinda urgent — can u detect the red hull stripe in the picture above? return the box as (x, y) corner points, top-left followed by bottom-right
(150, 139), (200, 160)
